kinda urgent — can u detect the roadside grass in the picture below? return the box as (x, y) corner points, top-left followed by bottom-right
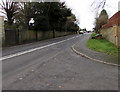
(86, 33), (118, 56)
(91, 33), (96, 37)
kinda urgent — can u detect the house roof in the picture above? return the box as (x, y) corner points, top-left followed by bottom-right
(102, 11), (120, 29)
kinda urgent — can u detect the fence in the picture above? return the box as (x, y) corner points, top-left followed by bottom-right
(3, 29), (76, 46)
(0, 17), (77, 47)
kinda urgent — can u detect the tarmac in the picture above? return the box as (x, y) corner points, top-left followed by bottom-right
(72, 33), (119, 67)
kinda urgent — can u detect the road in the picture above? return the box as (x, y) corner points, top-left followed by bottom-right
(2, 34), (118, 90)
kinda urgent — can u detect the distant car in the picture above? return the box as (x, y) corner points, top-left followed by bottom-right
(79, 31), (84, 34)
(87, 31), (91, 33)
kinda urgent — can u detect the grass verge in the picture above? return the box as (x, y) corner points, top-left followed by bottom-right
(86, 33), (118, 56)
(86, 33), (119, 64)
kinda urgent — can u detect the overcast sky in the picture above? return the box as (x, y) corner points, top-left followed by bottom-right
(0, 0), (119, 30)
(61, 0), (119, 30)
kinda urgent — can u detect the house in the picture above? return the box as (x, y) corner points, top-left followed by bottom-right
(100, 11), (120, 47)
(102, 11), (120, 29)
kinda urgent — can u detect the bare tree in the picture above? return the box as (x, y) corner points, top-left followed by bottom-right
(91, 0), (106, 17)
(91, 0), (106, 9)
(94, 9), (108, 33)
(0, 0), (19, 25)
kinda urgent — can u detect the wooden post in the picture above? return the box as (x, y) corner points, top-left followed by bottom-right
(114, 25), (119, 48)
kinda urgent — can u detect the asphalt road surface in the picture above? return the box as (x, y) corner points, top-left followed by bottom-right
(2, 34), (118, 90)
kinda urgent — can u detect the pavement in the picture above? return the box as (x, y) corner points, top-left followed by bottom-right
(72, 33), (119, 66)
(2, 34), (118, 90)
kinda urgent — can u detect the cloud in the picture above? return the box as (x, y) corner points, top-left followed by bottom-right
(61, 0), (119, 30)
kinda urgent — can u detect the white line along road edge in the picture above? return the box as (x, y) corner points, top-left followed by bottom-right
(0, 35), (80, 61)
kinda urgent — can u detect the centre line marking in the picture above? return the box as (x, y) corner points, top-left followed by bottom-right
(1, 35), (80, 61)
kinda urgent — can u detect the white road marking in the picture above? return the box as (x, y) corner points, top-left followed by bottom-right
(1, 35), (80, 61)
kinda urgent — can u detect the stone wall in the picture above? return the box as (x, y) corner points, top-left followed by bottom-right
(0, 16), (4, 46)
(100, 26), (120, 47)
